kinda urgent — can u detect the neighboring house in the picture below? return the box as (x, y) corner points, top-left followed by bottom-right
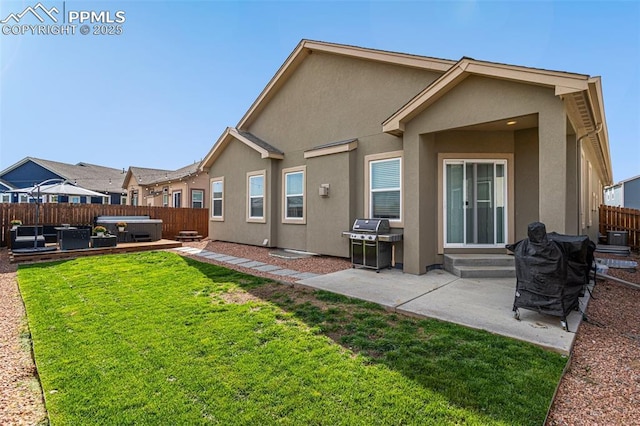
(604, 175), (640, 209)
(200, 40), (613, 275)
(0, 157), (127, 204)
(122, 163), (208, 208)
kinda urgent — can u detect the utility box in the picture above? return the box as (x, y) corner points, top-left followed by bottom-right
(607, 230), (628, 246)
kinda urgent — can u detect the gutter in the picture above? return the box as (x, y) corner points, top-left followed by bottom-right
(576, 123), (604, 230)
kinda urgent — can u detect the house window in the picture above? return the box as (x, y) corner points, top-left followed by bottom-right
(19, 194), (28, 203)
(369, 157), (401, 221)
(173, 191), (181, 208)
(211, 178), (224, 220)
(121, 195), (127, 205)
(282, 166), (305, 223)
(191, 190), (203, 208)
(131, 190), (138, 206)
(247, 171), (265, 222)
(70, 196), (81, 204)
(162, 187), (169, 207)
(1, 193), (10, 203)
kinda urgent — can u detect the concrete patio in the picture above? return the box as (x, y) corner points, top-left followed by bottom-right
(297, 267), (591, 355)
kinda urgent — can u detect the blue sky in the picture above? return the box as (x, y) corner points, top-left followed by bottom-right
(1, 0), (638, 182)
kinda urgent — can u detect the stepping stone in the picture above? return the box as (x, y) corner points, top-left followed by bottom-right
(181, 248), (203, 254)
(226, 257), (251, 265)
(215, 255), (238, 262)
(201, 253), (224, 259)
(254, 264), (281, 272)
(269, 269), (299, 277)
(291, 272), (320, 280)
(238, 261), (267, 268)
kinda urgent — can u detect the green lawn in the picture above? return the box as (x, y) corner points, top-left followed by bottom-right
(18, 251), (566, 425)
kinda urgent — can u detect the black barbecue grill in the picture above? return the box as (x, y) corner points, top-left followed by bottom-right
(342, 219), (403, 272)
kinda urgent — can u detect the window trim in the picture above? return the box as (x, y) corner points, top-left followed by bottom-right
(191, 189), (204, 208)
(172, 190), (182, 208)
(247, 170), (266, 223)
(364, 151), (403, 227)
(282, 166), (306, 224)
(210, 177), (224, 221)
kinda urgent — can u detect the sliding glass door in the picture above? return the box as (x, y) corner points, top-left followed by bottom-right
(445, 160), (506, 247)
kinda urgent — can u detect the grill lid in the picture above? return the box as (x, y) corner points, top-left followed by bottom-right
(351, 218), (390, 234)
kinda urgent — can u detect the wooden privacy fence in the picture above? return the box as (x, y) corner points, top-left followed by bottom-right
(1, 204), (209, 247)
(599, 205), (640, 251)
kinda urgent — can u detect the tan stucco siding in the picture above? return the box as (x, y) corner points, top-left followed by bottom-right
(401, 75), (567, 274)
(240, 51), (443, 254)
(305, 151), (354, 257)
(247, 51), (442, 154)
(208, 140), (273, 246)
(404, 76), (556, 134)
(514, 128), (540, 240)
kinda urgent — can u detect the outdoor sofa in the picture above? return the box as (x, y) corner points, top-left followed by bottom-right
(10, 226), (45, 250)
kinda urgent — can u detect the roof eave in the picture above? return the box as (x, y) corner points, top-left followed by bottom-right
(383, 58), (592, 136)
(200, 128), (283, 171)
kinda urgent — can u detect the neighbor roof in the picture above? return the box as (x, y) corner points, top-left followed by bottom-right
(123, 162), (202, 188)
(0, 157), (126, 192)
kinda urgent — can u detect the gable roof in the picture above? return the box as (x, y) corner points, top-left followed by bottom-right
(204, 39), (612, 184)
(382, 57), (591, 135)
(0, 157), (126, 192)
(381, 57), (612, 184)
(0, 179), (13, 190)
(122, 162), (203, 188)
(200, 127), (284, 170)
(236, 39), (456, 130)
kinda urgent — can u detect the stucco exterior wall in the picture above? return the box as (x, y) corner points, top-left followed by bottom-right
(208, 141), (274, 246)
(402, 75), (567, 274)
(305, 151), (355, 257)
(236, 51), (444, 253)
(249, 52), (442, 151)
(203, 47), (610, 276)
(514, 128), (539, 240)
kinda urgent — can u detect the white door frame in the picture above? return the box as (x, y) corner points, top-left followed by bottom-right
(443, 159), (508, 248)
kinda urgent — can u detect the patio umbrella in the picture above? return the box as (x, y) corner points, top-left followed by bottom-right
(9, 182), (108, 199)
(9, 180), (108, 250)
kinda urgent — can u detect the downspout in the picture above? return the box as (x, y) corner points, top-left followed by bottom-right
(576, 123), (603, 233)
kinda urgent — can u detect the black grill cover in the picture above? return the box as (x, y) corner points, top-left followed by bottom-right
(508, 222), (581, 318)
(547, 232), (596, 287)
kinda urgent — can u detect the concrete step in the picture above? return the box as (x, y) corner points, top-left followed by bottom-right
(444, 254), (515, 279)
(453, 265), (516, 279)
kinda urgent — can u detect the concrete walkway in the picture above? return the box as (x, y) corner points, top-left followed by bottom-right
(297, 268), (591, 355)
(175, 246), (588, 355)
(173, 246), (321, 280)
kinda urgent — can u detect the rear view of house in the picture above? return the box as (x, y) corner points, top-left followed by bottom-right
(201, 40), (612, 275)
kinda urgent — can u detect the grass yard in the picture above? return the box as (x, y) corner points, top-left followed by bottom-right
(18, 251), (566, 425)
